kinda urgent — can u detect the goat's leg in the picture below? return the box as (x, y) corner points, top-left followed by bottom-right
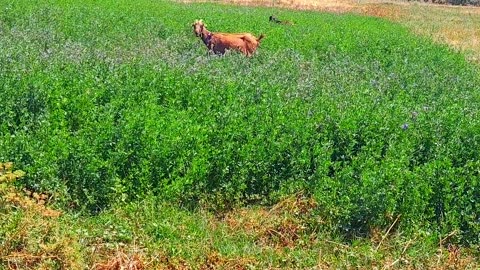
(238, 46), (248, 57)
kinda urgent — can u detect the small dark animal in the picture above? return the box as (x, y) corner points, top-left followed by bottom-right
(269, 15), (294, 25)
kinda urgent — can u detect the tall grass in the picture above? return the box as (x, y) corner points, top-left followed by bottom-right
(0, 0), (479, 244)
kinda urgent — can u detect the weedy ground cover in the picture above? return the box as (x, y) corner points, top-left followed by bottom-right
(0, 0), (480, 268)
(1, 169), (479, 268)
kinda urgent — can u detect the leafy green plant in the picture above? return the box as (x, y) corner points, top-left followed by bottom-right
(0, 0), (479, 244)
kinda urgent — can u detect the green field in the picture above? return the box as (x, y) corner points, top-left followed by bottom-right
(1, 0), (479, 268)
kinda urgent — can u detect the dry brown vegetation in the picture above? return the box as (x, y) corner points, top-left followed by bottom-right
(93, 250), (146, 270)
(1, 183), (479, 269)
(223, 194), (317, 249)
(0, 163), (80, 270)
(91, 246), (257, 270)
(219, 196), (479, 270)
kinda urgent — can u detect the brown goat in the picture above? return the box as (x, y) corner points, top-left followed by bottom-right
(192, 19), (264, 57)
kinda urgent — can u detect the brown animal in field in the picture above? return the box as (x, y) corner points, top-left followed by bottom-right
(192, 19), (265, 57)
(269, 15), (294, 25)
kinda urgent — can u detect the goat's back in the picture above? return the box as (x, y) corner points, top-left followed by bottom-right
(208, 34), (249, 55)
(208, 32), (263, 56)
(218, 33), (263, 44)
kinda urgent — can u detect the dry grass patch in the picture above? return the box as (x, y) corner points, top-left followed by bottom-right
(390, 4), (480, 62)
(93, 249), (146, 270)
(0, 162), (80, 270)
(0, 164), (80, 269)
(179, 0), (357, 12)
(0, 206), (81, 270)
(199, 252), (256, 270)
(219, 195), (480, 269)
(89, 242), (192, 270)
(223, 195), (318, 249)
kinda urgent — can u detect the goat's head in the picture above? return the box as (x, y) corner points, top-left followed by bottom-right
(192, 19), (206, 37)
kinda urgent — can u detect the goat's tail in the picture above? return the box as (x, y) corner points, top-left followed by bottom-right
(257, 34), (265, 42)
